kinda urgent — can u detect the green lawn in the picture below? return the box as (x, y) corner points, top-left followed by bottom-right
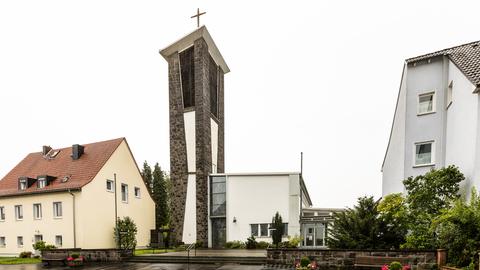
(134, 248), (175, 255)
(0, 257), (41, 265)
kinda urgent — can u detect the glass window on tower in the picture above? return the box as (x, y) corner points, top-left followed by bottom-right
(210, 176), (226, 216)
(180, 46), (195, 108)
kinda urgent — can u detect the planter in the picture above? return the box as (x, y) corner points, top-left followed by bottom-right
(67, 257), (85, 267)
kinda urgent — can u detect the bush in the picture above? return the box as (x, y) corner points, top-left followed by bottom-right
(225, 240), (245, 249)
(256, 241), (270, 249)
(114, 216), (138, 251)
(390, 261), (402, 270)
(32, 241), (45, 251)
(44, 244), (56, 250)
(246, 236), (257, 249)
(70, 253), (80, 259)
(19, 251), (32, 258)
(300, 256), (310, 267)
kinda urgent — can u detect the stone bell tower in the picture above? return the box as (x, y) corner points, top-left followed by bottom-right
(160, 26), (229, 246)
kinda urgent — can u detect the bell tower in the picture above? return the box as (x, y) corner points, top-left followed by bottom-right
(160, 26), (229, 246)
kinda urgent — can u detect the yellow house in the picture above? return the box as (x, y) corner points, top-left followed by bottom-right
(0, 138), (155, 255)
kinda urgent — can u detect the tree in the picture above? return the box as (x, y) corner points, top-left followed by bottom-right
(377, 193), (409, 248)
(141, 161), (153, 194)
(402, 165), (464, 249)
(271, 212), (284, 247)
(433, 188), (480, 268)
(152, 163), (169, 228)
(328, 196), (404, 249)
(114, 216), (138, 251)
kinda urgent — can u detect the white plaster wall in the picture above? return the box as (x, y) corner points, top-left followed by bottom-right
(404, 59), (446, 178)
(382, 65), (407, 195)
(0, 192), (75, 255)
(182, 174), (197, 244)
(184, 111), (196, 173)
(225, 174), (299, 243)
(211, 119), (219, 173)
(445, 61), (477, 194)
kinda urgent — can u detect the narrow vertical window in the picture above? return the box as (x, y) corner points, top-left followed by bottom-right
(447, 81), (453, 108)
(53, 202), (62, 218)
(37, 178), (46, 188)
(55, 235), (63, 247)
(0, 237), (5, 247)
(134, 187), (141, 198)
(19, 180), (27, 190)
(14, 205), (23, 220)
(260, 224), (268, 237)
(210, 176), (226, 216)
(0, 207), (5, 221)
(251, 224), (259, 237)
(33, 204), (42, 220)
(17, 236), (23, 247)
(121, 184), (128, 203)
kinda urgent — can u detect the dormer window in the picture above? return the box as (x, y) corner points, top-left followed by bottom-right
(19, 180), (27, 190)
(37, 178), (46, 189)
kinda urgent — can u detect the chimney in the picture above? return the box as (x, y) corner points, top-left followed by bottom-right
(42, 145), (52, 156)
(72, 144), (85, 160)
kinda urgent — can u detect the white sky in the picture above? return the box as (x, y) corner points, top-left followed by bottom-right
(0, 0), (479, 208)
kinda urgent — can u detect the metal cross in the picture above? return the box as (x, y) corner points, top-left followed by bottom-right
(191, 8), (206, 28)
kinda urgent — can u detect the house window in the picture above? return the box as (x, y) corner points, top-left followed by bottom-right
(14, 205), (23, 220)
(19, 180), (27, 190)
(121, 184), (128, 203)
(283, 223), (289, 236)
(53, 202), (62, 218)
(260, 224), (268, 237)
(418, 92), (435, 115)
(55, 235), (63, 247)
(106, 180), (114, 192)
(17, 236), (23, 247)
(251, 224), (259, 236)
(134, 187), (141, 198)
(0, 237), (5, 247)
(415, 141), (434, 166)
(0, 207), (5, 221)
(33, 204), (42, 220)
(37, 178), (46, 188)
(34, 235), (43, 243)
(210, 176), (226, 216)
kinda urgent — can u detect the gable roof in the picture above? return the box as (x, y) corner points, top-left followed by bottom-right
(406, 40), (480, 87)
(0, 138), (124, 197)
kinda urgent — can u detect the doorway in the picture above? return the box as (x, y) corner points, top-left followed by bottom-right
(211, 218), (226, 248)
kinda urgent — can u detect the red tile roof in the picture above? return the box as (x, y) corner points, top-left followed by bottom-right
(0, 138), (124, 197)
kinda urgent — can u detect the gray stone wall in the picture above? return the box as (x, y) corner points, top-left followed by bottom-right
(217, 69), (225, 173)
(267, 249), (438, 270)
(42, 249), (124, 262)
(194, 38), (212, 247)
(168, 53), (189, 244)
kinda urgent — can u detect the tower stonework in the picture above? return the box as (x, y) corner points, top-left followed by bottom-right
(160, 26), (229, 246)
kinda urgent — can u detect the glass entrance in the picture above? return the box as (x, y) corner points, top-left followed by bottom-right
(302, 223), (326, 247)
(211, 218), (226, 248)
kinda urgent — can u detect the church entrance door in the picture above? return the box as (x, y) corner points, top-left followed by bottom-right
(211, 218), (226, 248)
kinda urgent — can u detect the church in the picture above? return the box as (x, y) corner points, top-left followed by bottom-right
(159, 25), (337, 248)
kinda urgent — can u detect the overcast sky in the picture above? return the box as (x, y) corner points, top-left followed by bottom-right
(1, 0), (479, 208)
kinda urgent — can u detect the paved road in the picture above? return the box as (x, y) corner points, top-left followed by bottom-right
(0, 263), (268, 270)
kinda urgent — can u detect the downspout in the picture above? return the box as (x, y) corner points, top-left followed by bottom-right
(114, 173), (118, 247)
(68, 190), (76, 248)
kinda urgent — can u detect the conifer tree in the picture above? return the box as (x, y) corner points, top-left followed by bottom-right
(271, 212), (284, 247)
(152, 163), (169, 228)
(141, 161), (153, 194)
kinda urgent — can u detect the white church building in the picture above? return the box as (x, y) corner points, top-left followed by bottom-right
(382, 41), (480, 196)
(159, 26), (333, 248)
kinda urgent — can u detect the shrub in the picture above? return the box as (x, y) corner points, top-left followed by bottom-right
(246, 236), (257, 249)
(114, 216), (138, 251)
(32, 241), (45, 251)
(44, 244), (56, 250)
(70, 253), (80, 259)
(256, 241), (270, 249)
(19, 251), (32, 258)
(224, 240), (245, 249)
(300, 256), (310, 267)
(390, 261), (402, 270)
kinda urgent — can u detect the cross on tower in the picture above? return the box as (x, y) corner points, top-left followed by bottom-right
(191, 8), (206, 28)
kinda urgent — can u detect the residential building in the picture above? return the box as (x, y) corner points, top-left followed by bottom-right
(382, 41), (480, 196)
(0, 138), (155, 255)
